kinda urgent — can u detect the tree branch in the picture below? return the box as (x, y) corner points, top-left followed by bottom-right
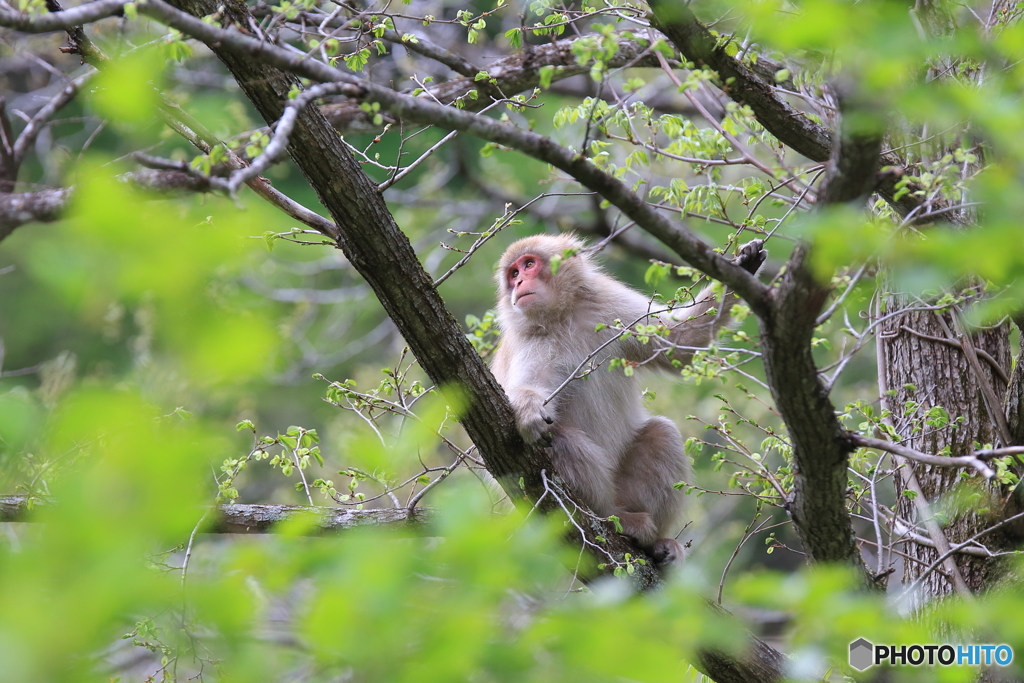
(759, 246), (859, 567)
(0, 188), (70, 238)
(11, 70), (97, 167)
(647, 0), (941, 222)
(816, 108), (883, 205)
(0, 0), (124, 33)
(321, 31), (672, 133)
(756, 107), (883, 575)
(1, 495), (431, 533)
(697, 603), (788, 683)
(379, 28), (479, 77)
(35, 0), (342, 238)
(156, 0), (666, 591)
(849, 433), (1001, 479)
(248, 4), (481, 78)
(900, 508), (1024, 600)
(647, 0), (832, 161)
(0, 170), (230, 239)
(134, 0), (770, 315)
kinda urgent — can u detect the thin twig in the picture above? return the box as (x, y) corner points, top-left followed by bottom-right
(850, 433), (996, 479)
(900, 509), (1024, 602)
(181, 510), (209, 586)
(816, 263), (869, 326)
(226, 82), (346, 195)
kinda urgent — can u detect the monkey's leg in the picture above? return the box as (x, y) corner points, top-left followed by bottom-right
(548, 426), (616, 517)
(613, 416), (691, 564)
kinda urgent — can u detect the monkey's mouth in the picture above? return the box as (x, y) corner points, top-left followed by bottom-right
(514, 292), (535, 305)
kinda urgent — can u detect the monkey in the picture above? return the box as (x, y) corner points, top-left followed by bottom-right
(490, 233), (766, 566)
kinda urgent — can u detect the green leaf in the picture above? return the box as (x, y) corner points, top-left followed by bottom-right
(538, 65), (555, 89)
(344, 48), (371, 72)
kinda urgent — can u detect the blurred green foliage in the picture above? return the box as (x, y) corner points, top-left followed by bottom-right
(3, 0), (1024, 680)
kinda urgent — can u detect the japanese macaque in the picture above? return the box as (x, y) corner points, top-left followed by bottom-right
(491, 233), (765, 565)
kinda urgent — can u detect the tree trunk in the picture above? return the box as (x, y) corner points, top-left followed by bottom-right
(878, 299), (1013, 598)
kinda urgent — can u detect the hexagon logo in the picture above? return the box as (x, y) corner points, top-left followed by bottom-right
(849, 638), (874, 671)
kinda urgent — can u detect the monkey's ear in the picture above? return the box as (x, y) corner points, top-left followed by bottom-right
(734, 238), (767, 275)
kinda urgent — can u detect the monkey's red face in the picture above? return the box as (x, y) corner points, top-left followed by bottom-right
(506, 253), (551, 310)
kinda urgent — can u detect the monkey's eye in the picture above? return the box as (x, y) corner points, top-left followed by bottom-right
(509, 268), (518, 279)
(524, 258), (535, 268)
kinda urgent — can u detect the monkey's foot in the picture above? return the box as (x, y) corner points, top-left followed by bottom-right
(735, 238), (767, 275)
(614, 511), (658, 547)
(650, 538), (686, 567)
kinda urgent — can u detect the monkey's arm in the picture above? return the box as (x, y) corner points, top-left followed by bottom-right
(624, 239), (766, 369)
(491, 341), (557, 444)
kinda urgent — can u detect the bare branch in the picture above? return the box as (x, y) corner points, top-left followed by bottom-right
(0, 188), (70, 238)
(849, 433), (997, 479)
(900, 509), (1024, 602)
(0, 0), (124, 33)
(1, 495), (431, 533)
(0, 169), (232, 239)
(130, 152), (230, 193)
(225, 82), (345, 195)
(122, 169), (225, 195)
(381, 28), (478, 78)
(815, 263), (869, 326)
(0, 98), (16, 188)
(647, 0), (948, 223)
(11, 69), (97, 168)
(133, 0), (770, 313)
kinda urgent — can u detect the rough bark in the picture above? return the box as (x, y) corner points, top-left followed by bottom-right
(756, 117), (883, 573)
(0, 188), (70, 239)
(697, 603), (788, 683)
(760, 247), (859, 567)
(1004, 322), (1024, 446)
(878, 306), (1013, 597)
(696, 646), (786, 683)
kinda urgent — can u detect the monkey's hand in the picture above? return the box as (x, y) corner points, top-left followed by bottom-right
(734, 238), (767, 275)
(518, 406), (555, 446)
(509, 389), (555, 445)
